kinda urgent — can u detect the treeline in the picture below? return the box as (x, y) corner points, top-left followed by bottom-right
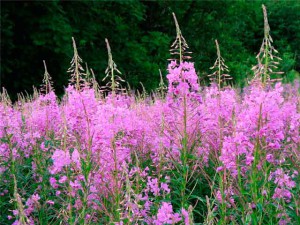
(1, 1), (299, 99)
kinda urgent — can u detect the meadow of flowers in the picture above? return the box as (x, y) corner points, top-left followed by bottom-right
(0, 5), (299, 225)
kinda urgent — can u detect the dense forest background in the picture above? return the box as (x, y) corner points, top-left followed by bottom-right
(1, 1), (299, 99)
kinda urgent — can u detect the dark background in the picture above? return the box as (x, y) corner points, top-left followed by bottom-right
(1, 1), (299, 99)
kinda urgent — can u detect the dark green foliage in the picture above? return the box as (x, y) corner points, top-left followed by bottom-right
(1, 1), (299, 100)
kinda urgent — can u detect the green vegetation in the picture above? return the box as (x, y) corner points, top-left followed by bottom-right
(1, 1), (299, 99)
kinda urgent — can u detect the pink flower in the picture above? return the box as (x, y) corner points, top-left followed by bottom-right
(273, 168), (295, 189)
(181, 208), (190, 225)
(160, 182), (170, 193)
(31, 194), (40, 202)
(12, 210), (19, 216)
(154, 202), (182, 224)
(49, 177), (58, 188)
(147, 177), (160, 196)
(70, 180), (81, 189)
(59, 175), (68, 184)
(272, 187), (292, 201)
(50, 149), (71, 174)
(12, 220), (20, 225)
(167, 61), (199, 96)
(71, 149), (81, 168)
(46, 200), (55, 205)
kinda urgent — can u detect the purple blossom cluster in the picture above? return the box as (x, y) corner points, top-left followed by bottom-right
(0, 61), (299, 224)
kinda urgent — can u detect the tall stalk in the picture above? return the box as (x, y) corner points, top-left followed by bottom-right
(103, 39), (124, 99)
(6, 132), (29, 224)
(208, 40), (231, 90)
(67, 37), (86, 91)
(251, 5), (283, 86)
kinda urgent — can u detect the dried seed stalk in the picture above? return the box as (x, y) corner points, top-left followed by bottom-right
(40, 60), (54, 94)
(208, 40), (232, 89)
(251, 5), (283, 86)
(169, 13), (192, 64)
(102, 39), (124, 96)
(67, 37), (88, 91)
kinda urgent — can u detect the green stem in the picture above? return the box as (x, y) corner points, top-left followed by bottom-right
(250, 104), (263, 222)
(181, 94), (188, 208)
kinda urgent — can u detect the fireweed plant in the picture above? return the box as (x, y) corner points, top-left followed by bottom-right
(0, 5), (299, 225)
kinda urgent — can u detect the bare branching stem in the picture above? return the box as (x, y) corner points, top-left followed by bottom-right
(72, 37), (80, 90)
(103, 39), (124, 97)
(209, 40), (232, 89)
(106, 39), (115, 96)
(251, 5), (283, 86)
(216, 40), (222, 89)
(170, 13), (191, 64)
(41, 60), (54, 94)
(68, 37), (86, 91)
(173, 13), (182, 63)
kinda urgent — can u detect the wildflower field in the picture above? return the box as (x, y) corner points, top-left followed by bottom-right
(0, 5), (299, 225)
